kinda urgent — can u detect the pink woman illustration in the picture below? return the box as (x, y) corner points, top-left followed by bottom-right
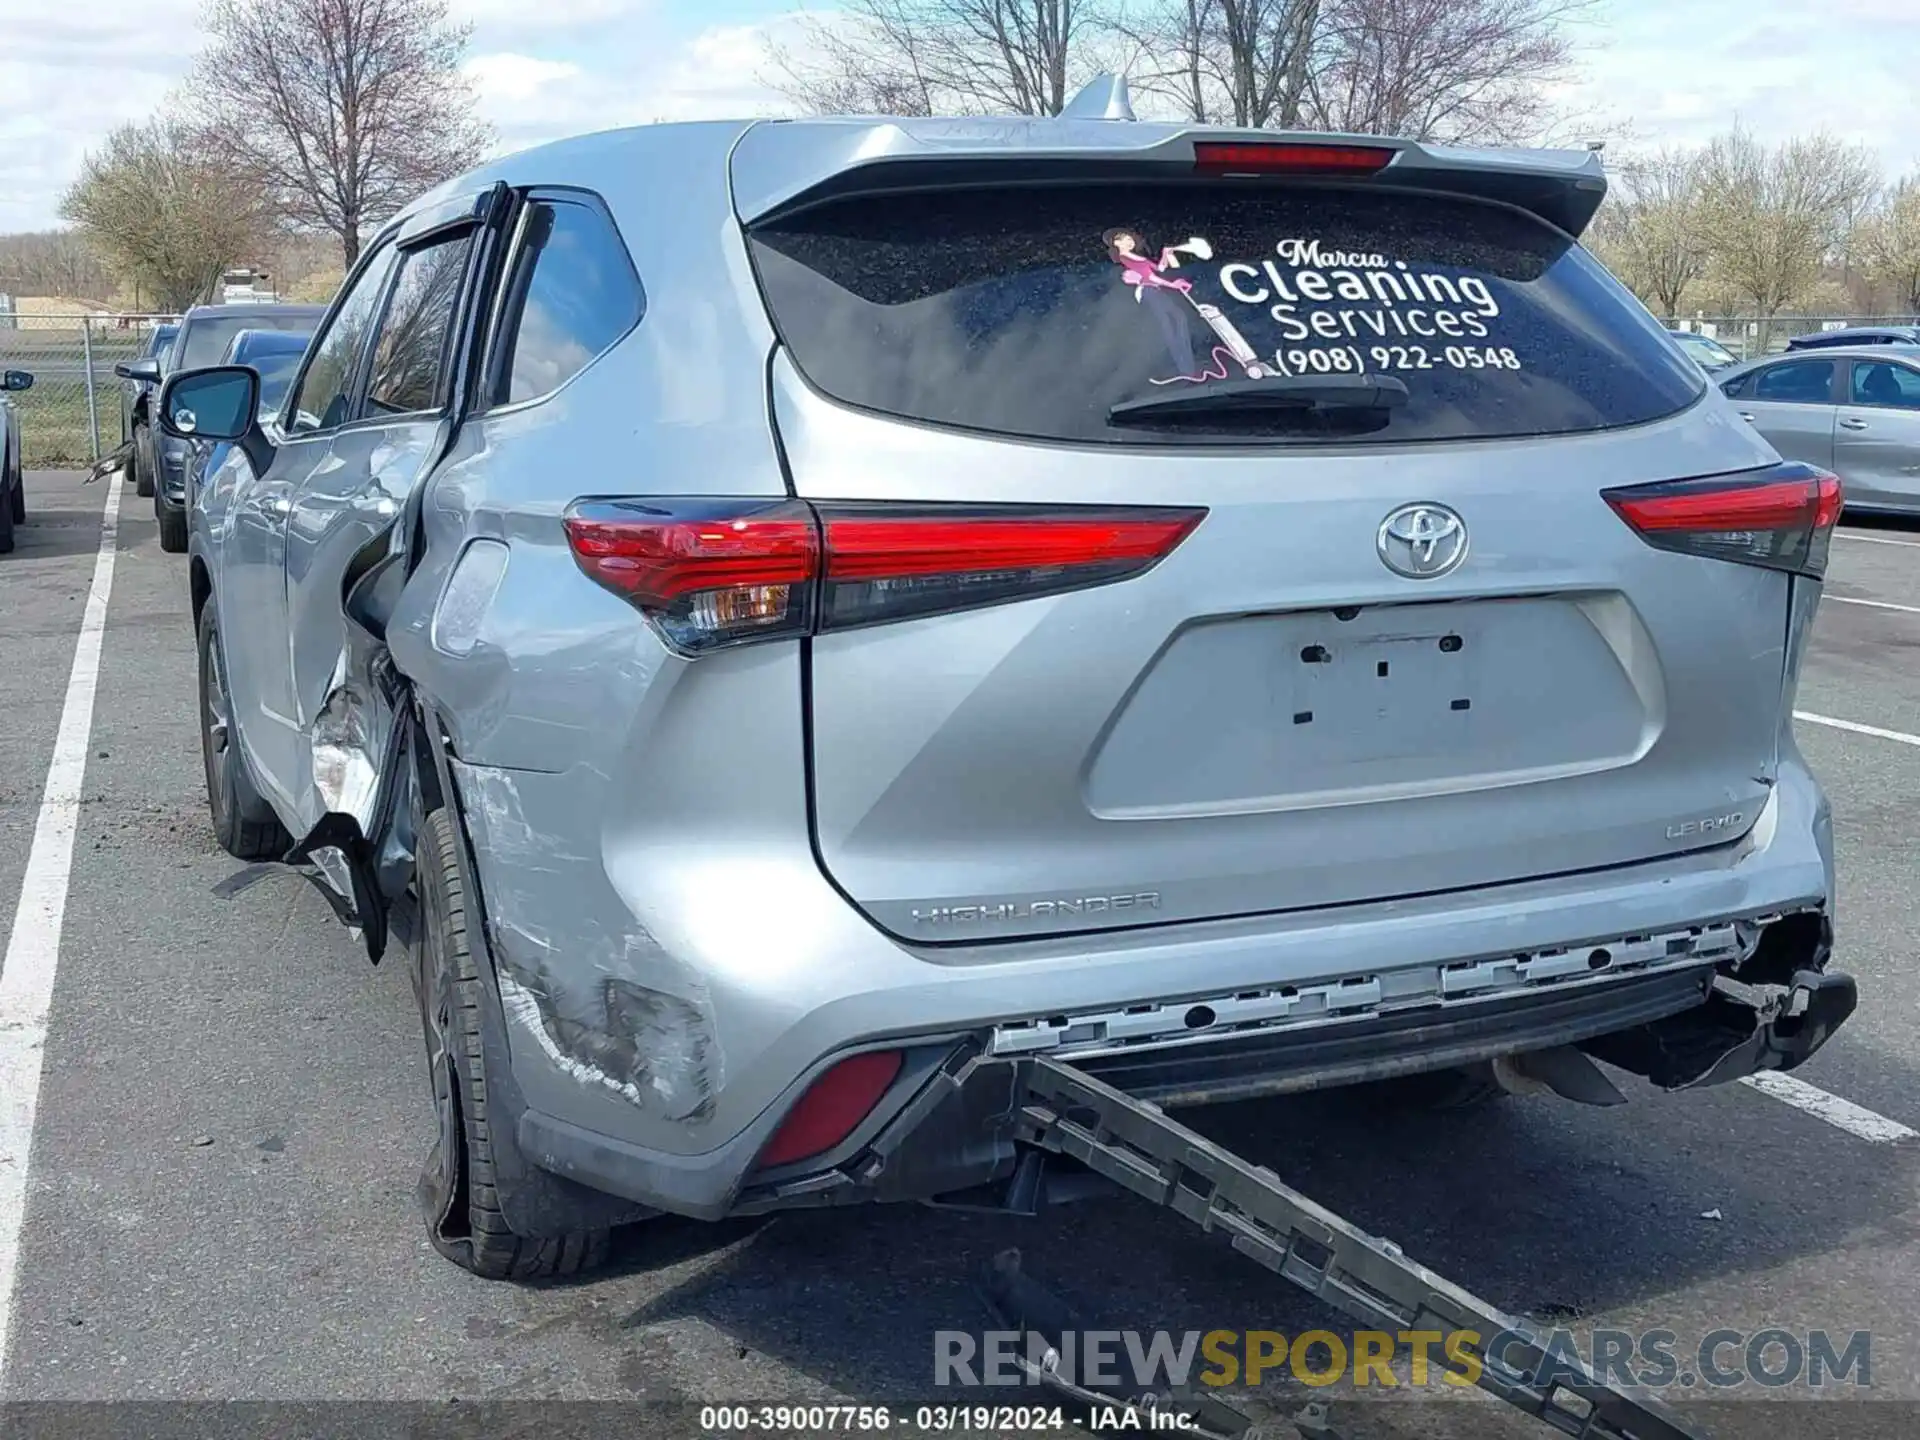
(1102, 228), (1272, 385)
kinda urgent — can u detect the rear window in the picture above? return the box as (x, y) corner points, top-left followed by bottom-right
(179, 313), (317, 370)
(748, 183), (1704, 446)
(1676, 333), (1734, 364)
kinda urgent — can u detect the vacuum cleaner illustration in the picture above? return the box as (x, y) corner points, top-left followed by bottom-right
(1161, 237), (1272, 379)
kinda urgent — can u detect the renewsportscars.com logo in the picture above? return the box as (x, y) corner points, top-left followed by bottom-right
(935, 1327), (1873, 1392)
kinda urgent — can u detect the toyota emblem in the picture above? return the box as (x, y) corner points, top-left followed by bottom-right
(1376, 503), (1469, 579)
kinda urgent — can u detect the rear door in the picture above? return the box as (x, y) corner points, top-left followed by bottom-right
(280, 205), (493, 838)
(1729, 358), (1839, 470)
(221, 246), (400, 813)
(1835, 357), (1920, 509)
(751, 177), (1798, 940)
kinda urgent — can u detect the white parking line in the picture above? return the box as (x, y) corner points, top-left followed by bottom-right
(1774, 704), (1920, 1141)
(1835, 532), (1920, 549)
(0, 471), (122, 1393)
(1826, 595), (1920, 615)
(1794, 710), (1920, 746)
(1741, 1072), (1918, 1143)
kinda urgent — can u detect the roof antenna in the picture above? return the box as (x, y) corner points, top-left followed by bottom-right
(1061, 74), (1136, 122)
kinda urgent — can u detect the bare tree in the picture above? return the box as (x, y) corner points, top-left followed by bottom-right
(766, 0), (1112, 118)
(1303, 0), (1586, 144)
(189, 0), (491, 268)
(1858, 177), (1920, 314)
(58, 120), (268, 313)
(1587, 148), (1710, 319)
(764, 14), (938, 117)
(0, 231), (116, 302)
(1697, 127), (1880, 325)
(1125, 0), (1320, 127)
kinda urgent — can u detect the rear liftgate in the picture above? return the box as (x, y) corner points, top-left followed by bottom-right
(996, 1054), (1706, 1440)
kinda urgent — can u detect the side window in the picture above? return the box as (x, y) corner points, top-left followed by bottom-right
(1752, 359), (1834, 405)
(287, 246), (400, 436)
(490, 198), (643, 407)
(1848, 361), (1920, 410)
(366, 233), (476, 416)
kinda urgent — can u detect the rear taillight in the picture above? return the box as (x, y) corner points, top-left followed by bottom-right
(1193, 141), (1396, 176)
(564, 499), (1206, 654)
(818, 504), (1204, 630)
(563, 499), (820, 652)
(1602, 463), (1843, 578)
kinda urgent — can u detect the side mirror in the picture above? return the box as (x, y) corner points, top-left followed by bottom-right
(1, 370), (33, 392)
(114, 359), (160, 384)
(159, 366), (260, 443)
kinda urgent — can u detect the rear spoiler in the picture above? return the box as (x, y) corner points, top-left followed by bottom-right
(732, 100), (1609, 239)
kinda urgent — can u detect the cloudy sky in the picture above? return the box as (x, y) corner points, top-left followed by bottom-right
(2, 0), (1918, 234)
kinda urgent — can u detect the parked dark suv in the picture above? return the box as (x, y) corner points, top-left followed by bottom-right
(114, 321), (177, 498)
(140, 304), (323, 547)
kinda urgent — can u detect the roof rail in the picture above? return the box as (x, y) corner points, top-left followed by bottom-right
(1060, 74), (1135, 122)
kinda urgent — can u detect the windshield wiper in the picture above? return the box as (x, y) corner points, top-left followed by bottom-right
(1108, 373), (1410, 426)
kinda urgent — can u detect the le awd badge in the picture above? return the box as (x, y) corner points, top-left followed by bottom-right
(1668, 812), (1745, 841)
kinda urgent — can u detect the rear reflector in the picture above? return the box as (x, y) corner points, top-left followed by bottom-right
(565, 499), (1206, 654)
(1193, 141), (1396, 176)
(1602, 463), (1843, 578)
(756, 1050), (903, 1170)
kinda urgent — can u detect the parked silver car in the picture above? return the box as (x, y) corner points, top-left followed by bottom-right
(1719, 344), (1920, 515)
(163, 102), (1856, 1280)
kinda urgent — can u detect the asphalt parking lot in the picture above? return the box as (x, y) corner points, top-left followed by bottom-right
(2, 468), (1919, 1440)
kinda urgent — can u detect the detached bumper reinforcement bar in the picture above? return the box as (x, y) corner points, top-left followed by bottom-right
(1014, 1055), (1705, 1440)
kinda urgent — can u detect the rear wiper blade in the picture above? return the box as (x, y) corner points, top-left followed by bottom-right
(1108, 373), (1409, 425)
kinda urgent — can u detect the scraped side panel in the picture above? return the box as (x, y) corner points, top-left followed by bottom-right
(452, 759), (727, 1128)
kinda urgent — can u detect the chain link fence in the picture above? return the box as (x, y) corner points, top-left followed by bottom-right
(0, 313), (181, 468)
(1666, 315), (1920, 363)
(7, 308), (1920, 469)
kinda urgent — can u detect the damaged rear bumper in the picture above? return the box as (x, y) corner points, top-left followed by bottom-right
(1580, 913), (1855, 1089)
(516, 908), (1852, 1223)
(437, 745), (1840, 1229)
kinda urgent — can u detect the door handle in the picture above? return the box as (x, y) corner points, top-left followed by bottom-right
(1839, 417), (1869, 430)
(1738, 411), (1756, 422)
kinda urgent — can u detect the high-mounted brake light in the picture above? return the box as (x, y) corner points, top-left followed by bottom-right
(1602, 463), (1843, 578)
(563, 500), (1207, 654)
(1192, 141), (1396, 176)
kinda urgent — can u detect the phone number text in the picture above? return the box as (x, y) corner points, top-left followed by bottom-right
(1272, 344), (1522, 376)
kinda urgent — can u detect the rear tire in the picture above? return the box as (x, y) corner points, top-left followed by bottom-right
(197, 605), (290, 860)
(132, 421), (155, 499)
(157, 486), (188, 553)
(414, 806), (612, 1281)
(1367, 1062), (1509, 1112)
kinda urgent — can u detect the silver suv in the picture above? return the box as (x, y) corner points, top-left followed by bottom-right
(161, 105), (1854, 1280)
